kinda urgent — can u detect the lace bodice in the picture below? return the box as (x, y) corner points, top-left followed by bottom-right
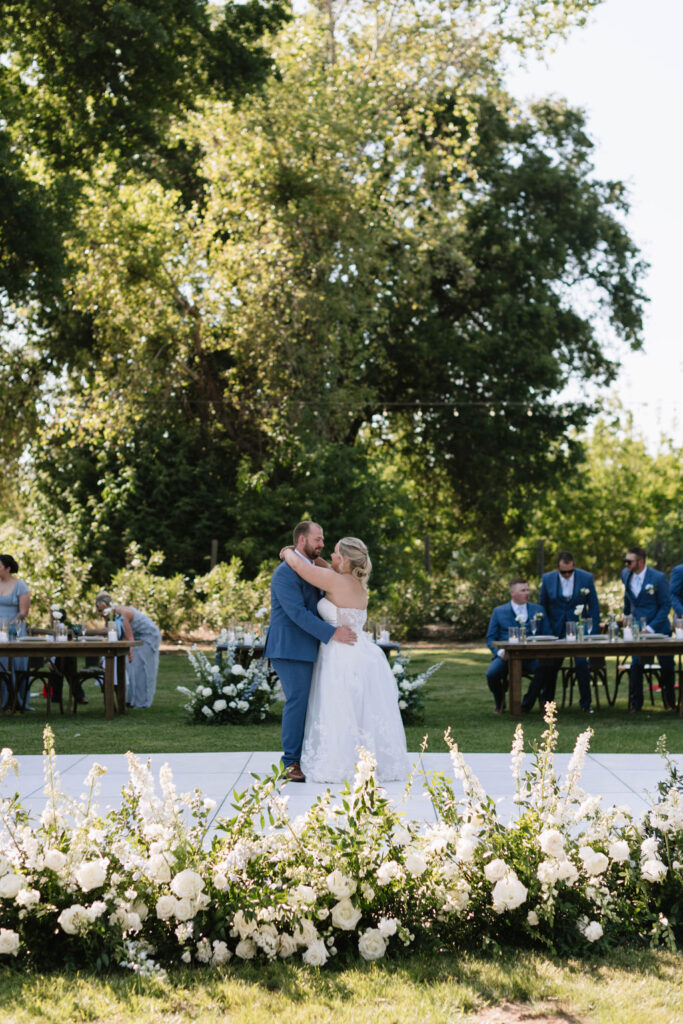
(318, 597), (367, 632)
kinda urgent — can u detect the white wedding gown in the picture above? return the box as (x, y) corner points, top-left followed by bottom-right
(300, 597), (409, 783)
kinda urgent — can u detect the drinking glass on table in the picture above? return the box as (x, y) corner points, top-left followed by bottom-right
(529, 616), (539, 641)
(675, 617), (683, 640)
(639, 617), (648, 633)
(507, 626), (520, 643)
(583, 618), (593, 636)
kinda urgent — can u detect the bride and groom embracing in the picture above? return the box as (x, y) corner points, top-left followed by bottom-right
(263, 520), (408, 784)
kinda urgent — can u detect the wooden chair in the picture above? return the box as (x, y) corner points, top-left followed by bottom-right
(612, 656), (661, 708)
(560, 657), (611, 709)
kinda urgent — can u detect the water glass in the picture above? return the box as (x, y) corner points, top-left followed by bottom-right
(583, 618), (593, 636)
(565, 621), (577, 641)
(639, 617), (648, 633)
(675, 617), (683, 640)
(0, 619), (8, 643)
(608, 620), (618, 642)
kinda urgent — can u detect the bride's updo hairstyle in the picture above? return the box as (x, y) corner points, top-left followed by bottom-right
(338, 537), (372, 590)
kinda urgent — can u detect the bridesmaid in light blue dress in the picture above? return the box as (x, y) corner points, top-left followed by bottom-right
(0, 554), (31, 710)
(95, 590), (162, 707)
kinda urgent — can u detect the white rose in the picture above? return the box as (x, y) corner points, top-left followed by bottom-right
(393, 828), (411, 847)
(213, 699), (227, 712)
(213, 872), (228, 891)
(201, 686), (213, 697)
(392, 663), (405, 676)
(236, 700), (249, 712)
(376, 860), (400, 886)
(455, 838), (476, 862)
(231, 664), (246, 676)
(201, 706), (213, 718)
(16, 888), (40, 908)
(358, 928), (387, 961)
(537, 860), (561, 885)
(539, 829), (566, 858)
(75, 859), (108, 893)
(58, 904), (90, 935)
(277, 933), (298, 959)
(292, 918), (319, 947)
(173, 897), (195, 921)
(0, 874), (24, 899)
(326, 869), (356, 899)
(608, 840), (630, 863)
(584, 920), (603, 942)
(377, 917), (398, 938)
(293, 884), (317, 906)
(155, 895), (178, 920)
(212, 940), (232, 965)
(330, 897), (362, 931)
(556, 860), (579, 885)
(640, 836), (659, 859)
(0, 928), (20, 956)
(44, 849), (67, 872)
(404, 851), (428, 877)
(641, 859), (668, 883)
(145, 854), (172, 883)
(235, 938), (257, 959)
(527, 910), (539, 926)
(578, 847), (609, 876)
(302, 938), (329, 966)
(170, 869), (205, 901)
(492, 872), (528, 913)
(222, 684), (236, 696)
(484, 859), (507, 883)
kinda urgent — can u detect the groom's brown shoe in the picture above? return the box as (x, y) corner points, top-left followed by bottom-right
(283, 762), (306, 783)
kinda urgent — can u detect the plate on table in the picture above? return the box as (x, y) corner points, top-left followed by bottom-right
(27, 636), (50, 642)
(583, 635), (609, 641)
(529, 635), (559, 642)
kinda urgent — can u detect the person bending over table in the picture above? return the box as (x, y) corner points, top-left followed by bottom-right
(671, 563), (683, 620)
(0, 553), (31, 710)
(621, 546), (675, 711)
(95, 591), (161, 708)
(539, 550), (601, 714)
(485, 577), (552, 713)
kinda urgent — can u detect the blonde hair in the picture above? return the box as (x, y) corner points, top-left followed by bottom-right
(95, 590), (113, 608)
(338, 537), (372, 590)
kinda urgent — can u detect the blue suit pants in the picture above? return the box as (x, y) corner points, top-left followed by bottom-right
(629, 655), (675, 710)
(544, 657), (592, 710)
(270, 658), (315, 766)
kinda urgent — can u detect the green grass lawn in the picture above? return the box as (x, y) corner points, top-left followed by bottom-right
(1, 947), (681, 1024)
(0, 645), (680, 756)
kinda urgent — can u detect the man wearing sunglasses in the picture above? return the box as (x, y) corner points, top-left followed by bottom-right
(540, 550), (601, 713)
(621, 546), (675, 711)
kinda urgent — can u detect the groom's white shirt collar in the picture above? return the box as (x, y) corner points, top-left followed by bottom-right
(295, 549), (314, 565)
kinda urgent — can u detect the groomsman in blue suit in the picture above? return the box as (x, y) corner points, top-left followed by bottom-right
(621, 545), (675, 711)
(671, 563), (683, 619)
(540, 550), (601, 713)
(264, 521), (356, 781)
(485, 578), (552, 713)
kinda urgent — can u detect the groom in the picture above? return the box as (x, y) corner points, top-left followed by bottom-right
(264, 520), (356, 782)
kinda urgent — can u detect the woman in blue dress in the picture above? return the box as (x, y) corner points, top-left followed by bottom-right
(95, 590), (161, 707)
(0, 554), (31, 710)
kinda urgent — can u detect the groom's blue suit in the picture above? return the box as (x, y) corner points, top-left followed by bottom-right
(670, 564), (683, 618)
(485, 601), (551, 710)
(264, 560), (335, 767)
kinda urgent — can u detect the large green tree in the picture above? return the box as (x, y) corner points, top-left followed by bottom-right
(6, 0), (648, 583)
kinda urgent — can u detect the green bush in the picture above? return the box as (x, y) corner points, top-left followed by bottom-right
(193, 557), (273, 632)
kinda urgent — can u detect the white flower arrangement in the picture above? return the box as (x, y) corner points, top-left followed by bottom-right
(645, 583), (656, 595)
(178, 646), (277, 725)
(1, 716), (682, 972)
(389, 653), (443, 720)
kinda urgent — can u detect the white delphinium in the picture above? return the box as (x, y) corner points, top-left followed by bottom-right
(446, 729), (487, 807)
(353, 747), (377, 788)
(510, 724), (525, 796)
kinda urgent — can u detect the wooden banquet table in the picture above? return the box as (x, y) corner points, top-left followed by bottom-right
(498, 636), (683, 719)
(0, 638), (139, 720)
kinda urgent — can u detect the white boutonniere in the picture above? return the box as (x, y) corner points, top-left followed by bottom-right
(534, 611), (544, 621)
(645, 584), (655, 595)
(580, 587), (590, 597)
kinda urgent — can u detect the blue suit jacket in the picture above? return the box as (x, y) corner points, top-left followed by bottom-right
(540, 568), (601, 637)
(670, 564), (683, 618)
(486, 601), (551, 658)
(263, 561), (335, 662)
(621, 566), (672, 635)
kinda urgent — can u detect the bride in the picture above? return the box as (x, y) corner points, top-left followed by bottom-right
(281, 537), (408, 783)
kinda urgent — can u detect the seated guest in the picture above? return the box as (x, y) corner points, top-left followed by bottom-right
(671, 563), (683, 619)
(485, 578), (551, 713)
(621, 546), (675, 711)
(540, 550), (601, 714)
(95, 591), (161, 708)
(46, 607), (88, 706)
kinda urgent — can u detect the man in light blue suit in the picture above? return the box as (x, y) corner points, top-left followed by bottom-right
(540, 550), (601, 713)
(264, 521), (356, 781)
(621, 545), (675, 711)
(671, 563), (683, 619)
(485, 578), (552, 713)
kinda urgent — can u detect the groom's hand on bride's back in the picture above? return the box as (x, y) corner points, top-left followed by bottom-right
(332, 626), (357, 645)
